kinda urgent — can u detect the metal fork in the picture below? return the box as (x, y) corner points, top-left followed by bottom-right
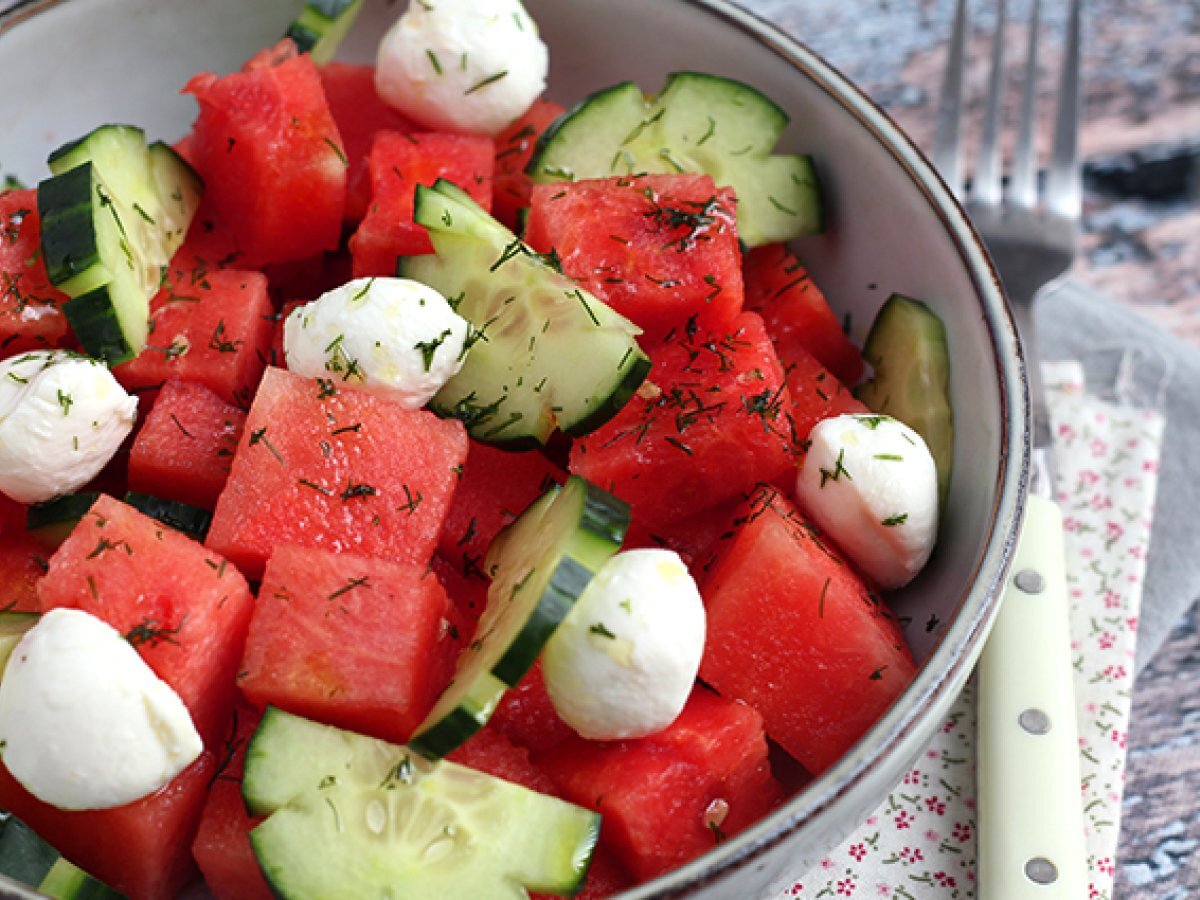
(933, 1), (1087, 897)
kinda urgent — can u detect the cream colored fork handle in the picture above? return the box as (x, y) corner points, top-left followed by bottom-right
(977, 494), (1086, 899)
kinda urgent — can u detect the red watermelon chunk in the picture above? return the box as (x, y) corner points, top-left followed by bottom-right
(0, 530), (47, 613)
(348, 131), (495, 277)
(492, 97), (565, 230)
(743, 244), (864, 385)
(238, 543), (462, 745)
(192, 706), (272, 900)
(36, 494), (255, 745)
(206, 367), (468, 580)
(112, 268), (274, 409)
(430, 552), (489, 626)
(487, 659), (575, 753)
(183, 40), (346, 267)
(525, 174), (744, 344)
(128, 379), (247, 509)
(447, 724), (557, 795)
(784, 344), (869, 445)
(698, 485), (917, 774)
(0, 190), (70, 353)
(570, 311), (797, 533)
(537, 687), (781, 882)
(437, 441), (564, 577)
(0, 753), (215, 900)
(318, 61), (416, 222)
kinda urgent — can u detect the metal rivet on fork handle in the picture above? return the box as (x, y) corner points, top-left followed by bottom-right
(1014, 569), (1046, 594)
(1025, 857), (1059, 885)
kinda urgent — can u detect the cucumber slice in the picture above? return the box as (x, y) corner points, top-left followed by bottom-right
(243, 705), (407, 816)
(527, 72), (821, 246)
(854, 294), (954, 508)
(285, 0), (364, 64)
(123, 493), (213, 541)
(25, 492), (101, 547)
(244, 708), (599, 899)
(0, 812), (121, 899)
(408, 476), (628, 759)
(38, 125), (202, 364)
(400, 179), (650, 448)
(0, 613), (38, 679)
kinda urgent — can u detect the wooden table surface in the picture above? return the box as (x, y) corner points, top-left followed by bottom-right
(740, 1), (1200, 896)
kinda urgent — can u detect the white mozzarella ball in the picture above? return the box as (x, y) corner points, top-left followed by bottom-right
(376, 0), (549, 136)
(796, 413), (939, 589)
(542, 549), (706, 740)
(283, 277), (471, 408)
(0, 350), (137, 504)
(0, 608), (203, 811)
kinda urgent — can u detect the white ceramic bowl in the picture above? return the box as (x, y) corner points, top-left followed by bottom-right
(0, 1), (1026, 897)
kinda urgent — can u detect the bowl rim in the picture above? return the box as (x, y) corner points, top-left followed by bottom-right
(0, 0), (1028, 897)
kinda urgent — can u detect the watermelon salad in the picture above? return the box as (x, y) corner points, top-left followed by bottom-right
(0, 0), (956, 897)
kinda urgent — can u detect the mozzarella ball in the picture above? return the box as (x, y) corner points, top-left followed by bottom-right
(796, 414), (938, 589)
(284, 277), (471, 408)
(542, 549), (706, 740)
(0, 608), (203, 811)
(376, 0), (549, 136)
(0, 350), (137, 504)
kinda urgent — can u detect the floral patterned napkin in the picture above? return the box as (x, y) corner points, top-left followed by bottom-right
(778, 360), (1165, 900)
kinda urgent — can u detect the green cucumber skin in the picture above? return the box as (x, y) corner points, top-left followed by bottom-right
(403, 180), (648, 447)
(285, 0), (364, 64)
(243, 708), (598, 898)
(0, 813), (121, 899)
(409, 477), (628, 760)
(25, 492), (101, 533)
(62, 286), (136, 366)
(123, 493), (213, 541)
(37, 165), (103, 289)
(526, 72), (822, 245)
(855, 294), (954, 508)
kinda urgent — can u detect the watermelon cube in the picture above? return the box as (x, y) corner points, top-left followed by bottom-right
(238, 543), (463, 745)
(0, 190), (70, 353)
(37, 494), (255, 745)
(524, 173), (744, 344)
(0, 529), (47, 613)
(128, 379), (247, 510)
(698, 486), (917, 774)
(191, 707), (272, 900)
(437, 440), (565, 578)
(570, 311), (797, 533)
(447, 724), (557, 795)
(183, 41), (346, 267)
(784, 344), (869, 446)
(206, 367), (468, 580)
(743, 243), (864, 385)
(0, 753), (215, 900)
(348, 130), (495, 277)
(112, 268), (274, 409)
(492, 97), (565, 230)
(487, 660), (575, 753)
(318, 61), (415, 222)
(537, 687), (781, 882)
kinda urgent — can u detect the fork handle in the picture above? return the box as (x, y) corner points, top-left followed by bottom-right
(977, 494), (1087, 899)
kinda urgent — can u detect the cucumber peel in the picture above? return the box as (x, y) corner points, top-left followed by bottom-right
(243, 707), (600, 899)
(855, 294), (954, 509)
(527, 72), (822, 246)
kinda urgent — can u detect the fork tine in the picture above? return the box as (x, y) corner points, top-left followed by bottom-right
(973, 0), (1008, 204)
(1045, 0), (1083, 216)
(932, 0), (969, 194)
(1009, 0), (1041, 207)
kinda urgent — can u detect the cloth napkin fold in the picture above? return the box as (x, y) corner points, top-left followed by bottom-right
(778, 337), (1165, 900)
